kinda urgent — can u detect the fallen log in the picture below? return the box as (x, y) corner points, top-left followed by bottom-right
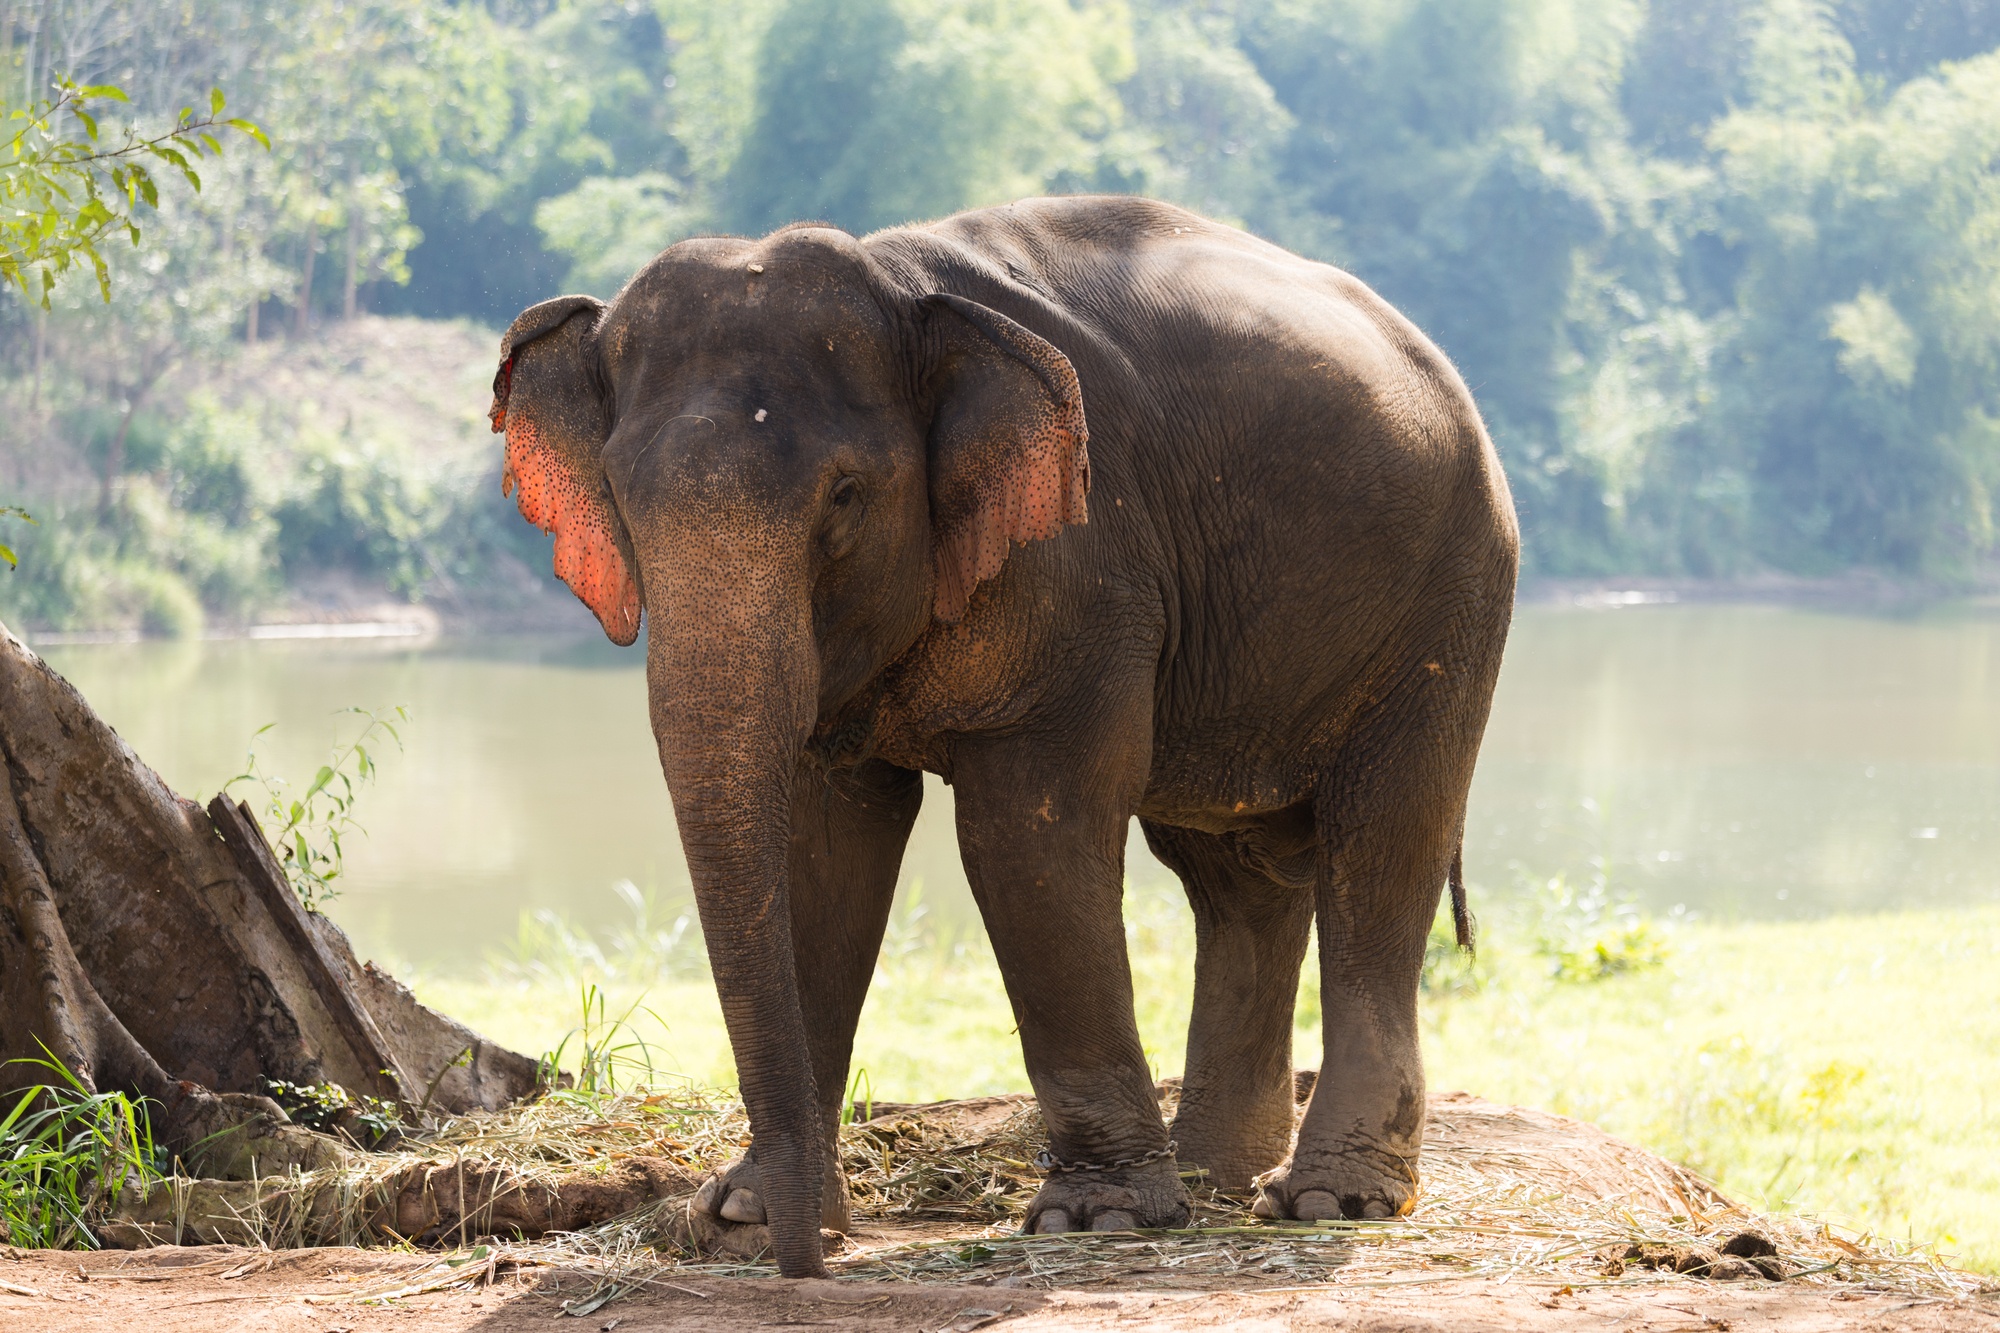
(0, 621), (539, 1181)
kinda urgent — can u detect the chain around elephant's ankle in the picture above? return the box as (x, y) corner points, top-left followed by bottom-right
(1034, 1140), (1178, 1174)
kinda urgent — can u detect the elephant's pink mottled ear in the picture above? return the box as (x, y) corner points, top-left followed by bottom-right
(492, 295), (642, 646)
(922, 294), (1090, 623)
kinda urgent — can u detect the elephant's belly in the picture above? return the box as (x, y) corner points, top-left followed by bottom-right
(1135, 789), (1322, 890)
(1136, 737), (1320, 831)
(1142, 703), (1353, 810)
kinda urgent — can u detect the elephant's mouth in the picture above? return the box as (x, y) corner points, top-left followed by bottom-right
(805, 680), (884, 768)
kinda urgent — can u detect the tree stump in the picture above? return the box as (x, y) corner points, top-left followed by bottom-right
(0, 621), (539, 1179)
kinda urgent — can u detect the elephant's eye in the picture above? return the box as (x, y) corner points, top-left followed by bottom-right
(821, 476), (865, 558)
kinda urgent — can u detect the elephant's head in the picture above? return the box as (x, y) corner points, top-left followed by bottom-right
(489, 229), (1088, 1276)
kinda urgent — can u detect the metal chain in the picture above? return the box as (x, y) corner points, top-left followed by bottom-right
(1034, 1140), (1178, 1174)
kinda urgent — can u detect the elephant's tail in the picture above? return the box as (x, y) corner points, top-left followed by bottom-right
(1449, 843), (1476, 954)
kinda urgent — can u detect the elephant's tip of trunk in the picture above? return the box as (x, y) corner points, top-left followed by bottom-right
(776, 1244), (832, 1280)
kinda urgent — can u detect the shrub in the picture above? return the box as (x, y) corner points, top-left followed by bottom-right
(1529, 870), (1672, 983)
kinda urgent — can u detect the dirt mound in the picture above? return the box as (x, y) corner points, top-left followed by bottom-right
(4, 1089), (1985, 1331)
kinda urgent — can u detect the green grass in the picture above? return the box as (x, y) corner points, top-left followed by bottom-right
(0, 1057), (160, 1249)
(412, 894), (2000, 1275)
(1425, 906), (2000, 1273)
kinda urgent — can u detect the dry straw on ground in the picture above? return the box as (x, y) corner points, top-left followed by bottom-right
(106, 1083), (1994, 1316)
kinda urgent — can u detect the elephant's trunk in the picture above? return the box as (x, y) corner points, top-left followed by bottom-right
(646, 531), (825, 1278)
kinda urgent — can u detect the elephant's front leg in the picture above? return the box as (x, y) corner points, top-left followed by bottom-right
(691, 758), (921, 1239)
(952, 718), (1192, 1235)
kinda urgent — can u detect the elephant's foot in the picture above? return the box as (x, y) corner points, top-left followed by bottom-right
(1172, 1125), (1295, 1196)
(1170, 1081), (1299, 1195)
(1023, 1156), (1191, 1234)
(692, 1144), (848, 1232)
(1251, 1139), (1419, 1221)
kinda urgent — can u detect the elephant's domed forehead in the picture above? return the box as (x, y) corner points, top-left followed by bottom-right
(594, 230), (920, 521)
(598, 238), (904, 430)
(605, 229), (897, 372)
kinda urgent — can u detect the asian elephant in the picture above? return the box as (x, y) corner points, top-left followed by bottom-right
(490, 196), (1517, 1278)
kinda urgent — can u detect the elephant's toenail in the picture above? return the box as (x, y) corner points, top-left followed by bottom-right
(1357, 1198), (1393, 1220)
(1250, 1193), (1278, 1219)
(720, 1188), (765, 1223)
(694, 1177), (724, 1214)
(1091, 1210), (1138, 1233)
(1033, 1208), (1075, 1234)
(1291, 1189), (1342, 1221)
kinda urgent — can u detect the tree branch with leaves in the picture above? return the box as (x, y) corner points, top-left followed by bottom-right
(0, 78), (267, 307)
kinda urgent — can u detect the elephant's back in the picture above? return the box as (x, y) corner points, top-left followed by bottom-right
(875, 196), (1519, 775)
(883, 196), (1515, 590)
(883, 195), (1507, 527)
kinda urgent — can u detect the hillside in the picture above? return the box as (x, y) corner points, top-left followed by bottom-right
(0, 316), (593, 637)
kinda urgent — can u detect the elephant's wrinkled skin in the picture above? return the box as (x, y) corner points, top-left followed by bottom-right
(492, 196), (1518, 1277)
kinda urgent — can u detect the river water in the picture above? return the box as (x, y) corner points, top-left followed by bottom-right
(33, 601), (2000, 971)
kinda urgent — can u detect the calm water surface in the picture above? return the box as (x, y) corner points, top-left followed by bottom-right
(35, 603), (2000, 970)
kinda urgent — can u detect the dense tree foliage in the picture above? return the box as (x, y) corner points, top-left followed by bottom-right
(7, 0), (2000, 627)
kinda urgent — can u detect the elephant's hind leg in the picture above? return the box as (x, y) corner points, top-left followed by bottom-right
(1143, 820), (1313, 1193)
(1256, 672), (1486, 1223)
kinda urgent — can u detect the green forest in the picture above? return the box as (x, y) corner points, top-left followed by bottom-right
(6, 0), (2000, 632)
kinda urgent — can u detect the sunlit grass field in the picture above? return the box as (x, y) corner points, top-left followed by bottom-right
(412, 891), (2000, 1274)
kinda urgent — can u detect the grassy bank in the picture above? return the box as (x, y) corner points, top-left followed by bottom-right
(410, 895), (2000, 1274)
(1425, 908), (2000, 1272)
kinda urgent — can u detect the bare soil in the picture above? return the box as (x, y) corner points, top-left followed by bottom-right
(2, 1244), (1993, 1331)
(3, 1093), (1992, 1330)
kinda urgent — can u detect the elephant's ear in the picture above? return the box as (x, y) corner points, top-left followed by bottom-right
(491, 295), (642, 646)
(921, 294), (1090, 623)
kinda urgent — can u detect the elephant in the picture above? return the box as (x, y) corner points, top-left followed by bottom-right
(489, 195), (1517, 1278)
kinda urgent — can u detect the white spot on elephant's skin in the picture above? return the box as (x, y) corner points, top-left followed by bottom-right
(754, 408), (768, 422)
